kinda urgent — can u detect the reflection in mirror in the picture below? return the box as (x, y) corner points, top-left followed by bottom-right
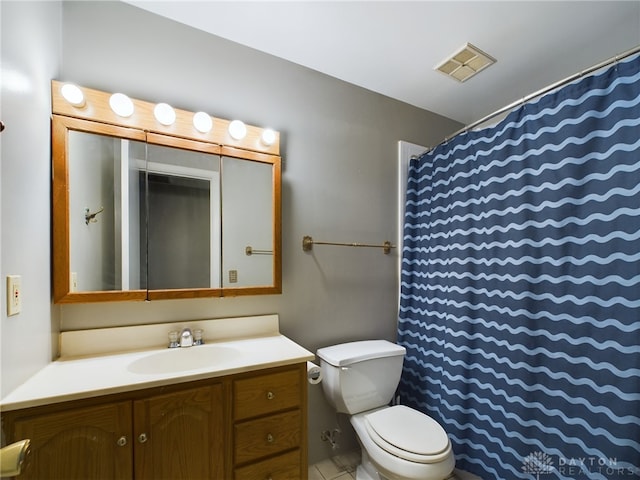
(68, 130), (147, 293)
(145, 145), (221, 289)
(222, 156), (273, 287)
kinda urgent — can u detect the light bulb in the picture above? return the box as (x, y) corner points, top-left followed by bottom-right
(228, 120), (247, 140)
(61, 83), (85, 107)
(109, 93), (134, 117)
(154, 103), (176, 126)
(261, 128), (276, 146)
(193, 111), (213, 133)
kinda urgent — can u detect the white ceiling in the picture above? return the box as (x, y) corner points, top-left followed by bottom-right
(125, 1), (640, 125)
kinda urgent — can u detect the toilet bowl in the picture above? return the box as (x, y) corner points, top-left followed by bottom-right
(351, 406), (454, 480)
(317, 340), (455, 480)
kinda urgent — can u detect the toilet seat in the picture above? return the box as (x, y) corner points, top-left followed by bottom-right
(364, 405), (451, 464)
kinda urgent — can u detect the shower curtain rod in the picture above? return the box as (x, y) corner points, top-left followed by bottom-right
(432, 45), (640, 151)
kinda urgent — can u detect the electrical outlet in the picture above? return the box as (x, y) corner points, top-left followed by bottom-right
(7, 275), (21, 316)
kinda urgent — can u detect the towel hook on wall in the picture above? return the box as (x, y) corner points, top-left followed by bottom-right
(85, 206), (104, 225)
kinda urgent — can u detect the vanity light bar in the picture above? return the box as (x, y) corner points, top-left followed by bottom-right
(51, 80), (280, 156)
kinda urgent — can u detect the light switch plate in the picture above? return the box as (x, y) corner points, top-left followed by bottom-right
(228, 270), (238, 283)
(7, 275), (21, 316)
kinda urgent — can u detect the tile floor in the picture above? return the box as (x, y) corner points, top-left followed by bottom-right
(308, 450), (482, 480)
(308, 451), (360, 480)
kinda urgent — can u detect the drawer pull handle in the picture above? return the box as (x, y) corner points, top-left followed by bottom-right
(266, 391), (275, 400)
(266, 433), (274, 443)
(138, 433), (148, 444)
(116, 436), (127, 447)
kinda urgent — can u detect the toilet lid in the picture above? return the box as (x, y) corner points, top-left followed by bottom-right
(364, 405), (451, 464)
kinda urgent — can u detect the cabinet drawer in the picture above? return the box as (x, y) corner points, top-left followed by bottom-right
(234, 449), (301, 480)
(234, 409), (301, 464)
(234, 368), (301, 420)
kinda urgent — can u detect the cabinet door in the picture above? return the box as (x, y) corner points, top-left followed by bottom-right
(133, 384), (224, 480)
(13, 401), (132, 480)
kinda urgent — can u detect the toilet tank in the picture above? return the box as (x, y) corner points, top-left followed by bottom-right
(316, 340), (406, 414)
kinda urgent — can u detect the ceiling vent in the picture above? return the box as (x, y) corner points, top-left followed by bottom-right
(435, 43), (496, 82)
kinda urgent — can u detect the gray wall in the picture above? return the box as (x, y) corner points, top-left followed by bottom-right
(1, 0), (461, 463)
(1, 1), (61, 399)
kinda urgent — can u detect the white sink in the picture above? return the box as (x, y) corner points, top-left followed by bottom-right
(127, 345), (239, 374)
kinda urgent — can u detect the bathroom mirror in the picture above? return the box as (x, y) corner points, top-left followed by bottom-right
(52, 81), (281, 303)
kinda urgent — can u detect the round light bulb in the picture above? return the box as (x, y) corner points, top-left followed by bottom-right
(109, 93), (134, 117)
(193, 111), (213, 133)
(154, 103), (176, 126)
(228, 120), (247, 140)
(61, 83), (85, 107)
(261, 128), (276, 146)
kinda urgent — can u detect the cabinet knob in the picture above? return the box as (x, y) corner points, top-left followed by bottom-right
(266, 391), (275, 400)
(116, 436), (127, 447)
(138, 433), (148, 444)
(266, 433), (274, 444)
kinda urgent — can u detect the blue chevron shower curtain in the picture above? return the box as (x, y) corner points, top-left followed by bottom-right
(398, 53), (640, 480)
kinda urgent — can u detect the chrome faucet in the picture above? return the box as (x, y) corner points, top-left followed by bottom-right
(180, 328), (194, 348)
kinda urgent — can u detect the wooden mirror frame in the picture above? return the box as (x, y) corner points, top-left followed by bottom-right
(52, 81), (281, 303)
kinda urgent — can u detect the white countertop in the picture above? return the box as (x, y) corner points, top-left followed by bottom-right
(1, 316), (314, 412)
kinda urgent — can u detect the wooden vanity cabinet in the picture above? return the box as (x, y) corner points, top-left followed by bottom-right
(9, 384), (224, 480)
(3, 364), (307, 480)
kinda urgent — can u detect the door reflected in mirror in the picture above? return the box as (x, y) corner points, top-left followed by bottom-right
(68, 133), (224, 293)
(145, 144), (221, 290)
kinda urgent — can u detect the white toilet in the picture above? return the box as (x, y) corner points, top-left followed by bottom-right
(317, 340), (455, 480)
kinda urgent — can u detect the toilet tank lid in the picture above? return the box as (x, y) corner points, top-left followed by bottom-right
(317, 340), (406, 367)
